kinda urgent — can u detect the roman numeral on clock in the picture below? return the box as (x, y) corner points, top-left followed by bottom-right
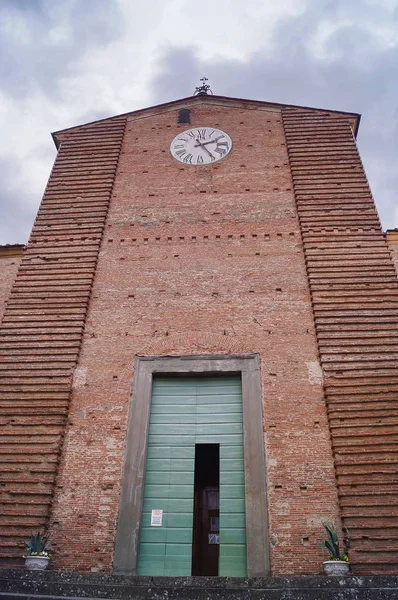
(183, 153), (193, 164)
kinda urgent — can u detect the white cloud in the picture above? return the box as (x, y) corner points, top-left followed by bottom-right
(0, 0), (397, 243)
(149, 0), (308, 61)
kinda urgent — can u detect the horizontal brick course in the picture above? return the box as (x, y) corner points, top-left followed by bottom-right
(283, 107), (398, 574)
(0, 118), (127, 563)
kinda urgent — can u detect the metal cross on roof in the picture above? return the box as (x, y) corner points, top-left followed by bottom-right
(194, 77), (213, 96)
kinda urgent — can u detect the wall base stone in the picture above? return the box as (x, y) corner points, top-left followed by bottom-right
(0, 570), (397, 600)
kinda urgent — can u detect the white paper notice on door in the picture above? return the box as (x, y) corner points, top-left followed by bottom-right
(208, 533), (220, 545)
(150, 509), (163, 526)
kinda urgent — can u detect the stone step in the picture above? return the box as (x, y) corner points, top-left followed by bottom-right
(0, 570), (397, 600)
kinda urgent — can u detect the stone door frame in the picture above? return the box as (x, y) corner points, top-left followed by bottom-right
(114, 354), (269, 576)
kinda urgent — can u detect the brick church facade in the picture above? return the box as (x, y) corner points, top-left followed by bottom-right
(0, 92), (397, 576)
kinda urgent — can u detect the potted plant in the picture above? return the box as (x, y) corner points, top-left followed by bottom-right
(321, 522), (351, 576)
(23, 532), (51, 570)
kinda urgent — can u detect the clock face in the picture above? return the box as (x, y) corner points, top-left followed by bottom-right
(170, 127), (232, 165)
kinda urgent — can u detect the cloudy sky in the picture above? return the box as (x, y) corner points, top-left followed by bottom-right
(0, 0), (397, 244)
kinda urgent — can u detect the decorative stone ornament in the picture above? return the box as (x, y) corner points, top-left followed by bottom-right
(170, 127), (232, 165)
(323, 560), (350, 576)
(24, 556), (50, 570)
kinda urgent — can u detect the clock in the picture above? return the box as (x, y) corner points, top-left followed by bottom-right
(170, 127), (232, 165)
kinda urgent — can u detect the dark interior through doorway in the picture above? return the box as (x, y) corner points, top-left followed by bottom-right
(191, 444), (220, 575)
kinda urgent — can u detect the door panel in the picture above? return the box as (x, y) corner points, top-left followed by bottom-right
(137, 375), (247, 576)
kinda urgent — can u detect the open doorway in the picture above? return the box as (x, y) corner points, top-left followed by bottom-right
(191, 444), (220, 575)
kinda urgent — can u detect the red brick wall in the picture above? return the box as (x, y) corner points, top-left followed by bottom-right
(0, 249), (22, 323)
(387, 231), (398, 275)
(49, 99), (341, 574)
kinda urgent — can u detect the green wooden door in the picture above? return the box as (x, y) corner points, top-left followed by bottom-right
(137, 375), (247, 576)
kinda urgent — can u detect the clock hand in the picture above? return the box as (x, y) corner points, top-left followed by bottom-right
(194, 140), (216, 147)
(202, 145), (216, 161)
(195, 137), (215, 160)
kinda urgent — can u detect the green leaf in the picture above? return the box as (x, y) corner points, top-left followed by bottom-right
(323, 523), (341, 559)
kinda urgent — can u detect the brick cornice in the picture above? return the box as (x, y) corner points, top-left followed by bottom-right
(52, 96), (360, 146)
